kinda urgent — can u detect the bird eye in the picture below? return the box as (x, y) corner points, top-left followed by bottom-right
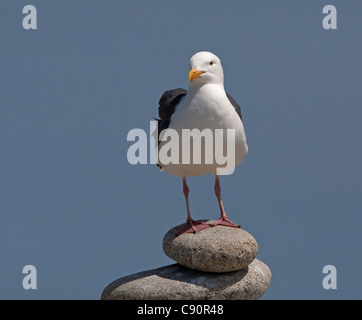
(210, 61), (214, 66)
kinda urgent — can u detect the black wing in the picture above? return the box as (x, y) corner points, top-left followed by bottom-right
(155, 88), (187, 169)
(226, 93), (242, 120)
(156, 88), (187, 143)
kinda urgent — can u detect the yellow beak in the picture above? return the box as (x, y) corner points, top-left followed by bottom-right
(188, 67), (205, 82)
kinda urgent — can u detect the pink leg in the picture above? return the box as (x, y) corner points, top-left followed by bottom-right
(211, 176), (241, 228)
(176, 178), (211, 236)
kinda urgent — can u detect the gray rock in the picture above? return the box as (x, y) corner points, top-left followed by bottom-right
(162, 221), (258, 272)
(101, 259), (271, 300)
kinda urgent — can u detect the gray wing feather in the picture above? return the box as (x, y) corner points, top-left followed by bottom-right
(226, 93), (242, 120)
(156, 88), (187, 141)
(155, 88), (187, 168)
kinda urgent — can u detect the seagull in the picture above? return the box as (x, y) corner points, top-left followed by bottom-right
(155, 51), (248, 236)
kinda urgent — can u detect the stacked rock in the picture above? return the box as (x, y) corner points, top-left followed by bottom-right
(101, 220), (271, 300)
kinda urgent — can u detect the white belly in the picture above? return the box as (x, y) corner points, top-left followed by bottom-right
(158, 85), (248, 177)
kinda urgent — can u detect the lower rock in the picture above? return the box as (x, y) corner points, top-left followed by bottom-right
(101, 259), (271, 300)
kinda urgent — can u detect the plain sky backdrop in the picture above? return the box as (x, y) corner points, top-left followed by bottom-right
(1, 1), (361, 299)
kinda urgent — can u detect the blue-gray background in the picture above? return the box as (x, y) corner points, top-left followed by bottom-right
(1, 0), (361, 300)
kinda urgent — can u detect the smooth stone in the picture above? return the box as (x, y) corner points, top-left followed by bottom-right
(162, 220), (258, 272)
(101, 259), (271, 300)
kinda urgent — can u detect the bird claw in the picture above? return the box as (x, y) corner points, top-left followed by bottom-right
(211, 217), (241, 229)
(176, 219), (211, 236)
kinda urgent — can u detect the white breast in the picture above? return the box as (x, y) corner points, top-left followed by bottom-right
(159, 84), (248, 177)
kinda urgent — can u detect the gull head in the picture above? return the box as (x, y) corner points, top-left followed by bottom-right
(188, 51), (224, 86)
